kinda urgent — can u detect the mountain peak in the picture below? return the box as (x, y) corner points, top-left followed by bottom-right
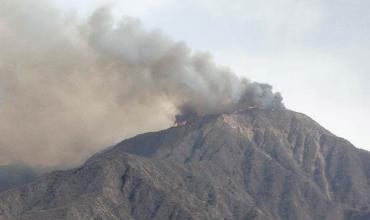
(1, 108), (370, 220)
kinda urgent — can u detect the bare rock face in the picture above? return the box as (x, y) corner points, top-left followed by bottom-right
(1, 108), (370, 220)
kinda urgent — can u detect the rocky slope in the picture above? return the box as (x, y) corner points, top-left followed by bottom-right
(1, 108), (370, 220)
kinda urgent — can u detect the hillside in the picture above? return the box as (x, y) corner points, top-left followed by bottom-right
(1, 108), (370, 220)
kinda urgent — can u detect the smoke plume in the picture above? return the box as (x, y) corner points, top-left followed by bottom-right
(0, 0), (282, 167)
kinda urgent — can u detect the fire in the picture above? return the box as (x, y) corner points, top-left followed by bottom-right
(174, 120), (187, 127)
(232, 106), (258, 114)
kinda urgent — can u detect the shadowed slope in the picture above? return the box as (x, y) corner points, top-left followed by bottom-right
(0, 165), (38, 193)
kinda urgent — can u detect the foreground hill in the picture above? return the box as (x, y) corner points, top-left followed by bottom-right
(1, 108), (370, 220)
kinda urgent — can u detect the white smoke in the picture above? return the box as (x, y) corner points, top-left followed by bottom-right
(0, 0), (282, 167)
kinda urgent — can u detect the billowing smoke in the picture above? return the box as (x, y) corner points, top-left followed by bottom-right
(0, 0), (282, 167)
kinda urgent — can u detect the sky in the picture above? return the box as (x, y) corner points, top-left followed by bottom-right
(51, 0), (370, 150)
(1, 0), (281, 166)
(1, 0), (368, 167)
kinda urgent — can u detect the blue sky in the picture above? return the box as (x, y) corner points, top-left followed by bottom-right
(53, 0), (370, 150)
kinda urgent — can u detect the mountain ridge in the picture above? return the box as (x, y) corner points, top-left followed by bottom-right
(1, 108), (370, 220)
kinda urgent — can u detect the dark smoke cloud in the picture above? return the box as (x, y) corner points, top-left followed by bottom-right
(0, 0), (282, 167)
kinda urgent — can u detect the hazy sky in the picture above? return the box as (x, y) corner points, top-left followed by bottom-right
(50, 0), (369, 150)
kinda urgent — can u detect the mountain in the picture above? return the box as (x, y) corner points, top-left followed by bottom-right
(0, 164), (38, 193)
(1, 108), (370, 220)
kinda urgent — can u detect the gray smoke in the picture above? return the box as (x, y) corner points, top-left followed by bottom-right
(0, 0), (282, 167)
